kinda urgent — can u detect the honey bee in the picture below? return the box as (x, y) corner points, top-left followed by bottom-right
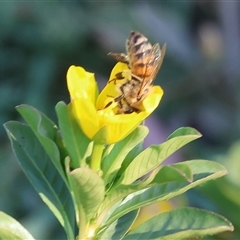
(108, 31), (166, 113)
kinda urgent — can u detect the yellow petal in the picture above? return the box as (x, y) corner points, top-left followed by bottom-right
(67, 65), (97, 104)
(70, 98), (100, 140)
(98, 109), (147, 144)
(96, 62), (130, 109)
(141, 85), (164, 112)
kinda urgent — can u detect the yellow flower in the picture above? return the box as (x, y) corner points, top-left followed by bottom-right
(67, 63), (163, 144)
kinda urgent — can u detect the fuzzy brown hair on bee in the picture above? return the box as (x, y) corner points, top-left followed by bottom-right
(108, 31), (166, 114)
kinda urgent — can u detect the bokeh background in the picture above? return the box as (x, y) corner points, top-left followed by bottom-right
(1, 2), (240, 239)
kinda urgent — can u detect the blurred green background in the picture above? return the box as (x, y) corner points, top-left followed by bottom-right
(1, 2), (240, 239)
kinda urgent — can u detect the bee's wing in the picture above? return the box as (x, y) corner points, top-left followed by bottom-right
(137, 43), (166, 97)
(108, 52), (129, 64)
(146, 43), (166, 84)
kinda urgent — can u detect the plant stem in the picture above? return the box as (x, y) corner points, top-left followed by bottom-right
(90, 141), (104, 172)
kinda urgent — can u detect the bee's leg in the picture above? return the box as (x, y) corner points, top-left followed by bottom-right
(103, 101), (113, 109)
(131, 74), (142, 82)
(114, 93), (124, 102)
(106, 93), (124, 102)
(103, 94), (125, 112)
(108, 71), (131, 84)
(115, 81), (129, 102)
(103, 92), (124, 109)
(108, 72), (124, 84)
(108, 52), (129, 64)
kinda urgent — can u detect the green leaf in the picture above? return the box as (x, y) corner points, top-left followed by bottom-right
(99, 164), (191, 229)
(167, 127), (201, 139)
(55, 101), (92, 168)
(116, 141), (144, 178)
(69, 167), (105, 224)
(119, 127), (201, 185)
(122, 207), (233, 239)
(103, 160), (227, 226)
(0, 211), (35, 240)
(99, 210), (139, 240)
(102, 126), (149, 186)
(4, 121), (75, 240)
(151, 163), (193, 184)
(16, 104), (66, 182)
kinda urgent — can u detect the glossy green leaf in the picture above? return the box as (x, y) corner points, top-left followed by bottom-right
(119, 127), (201, 185)
(103, 160), (227, 226)
(0, 211), (34, 240)
(4, 121), (75, 240)
(16, 104), (66, 182)
(102, 126), (149, 186)
(69, 167), (105, 225)
(55, 101), (92, 168)
(99, 210), (139, 240)
(122, 207), (233, 239)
